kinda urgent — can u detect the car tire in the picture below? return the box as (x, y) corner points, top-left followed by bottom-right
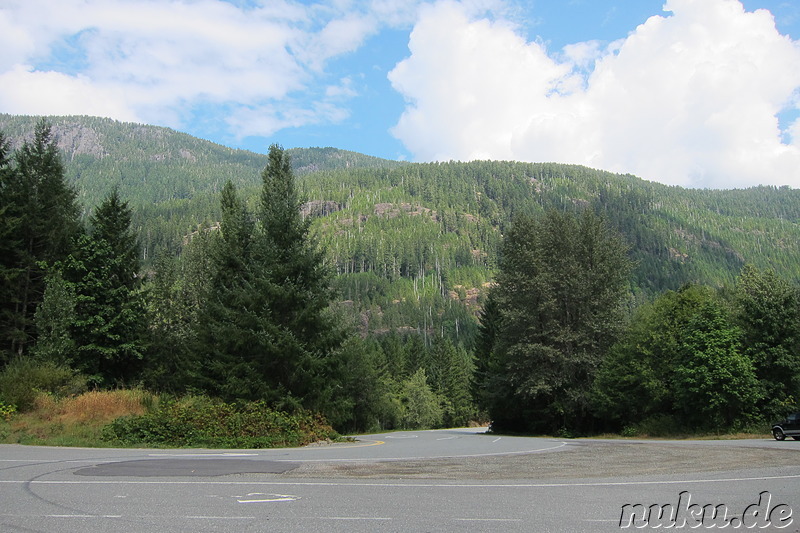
(773, 428), (786, 441)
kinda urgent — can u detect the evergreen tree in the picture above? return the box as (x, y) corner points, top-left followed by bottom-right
(253, 144), (344, 410)
(142, 243), (211, 393)
(196, 148), (344, 411)
(63, 189), (145, 386)
(474, 291), (500, 412)
(195, 180), (268, 400)
(487, 209), (631, 433)
(0, 121), (81, 359)
(426, 336), (474, 426)
(397, 368), (444, 429)
(0, 133), (21, 365)
(32, 268), (77, 366)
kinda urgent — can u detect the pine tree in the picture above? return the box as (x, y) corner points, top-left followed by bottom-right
(474, 291), (500, 411)
(426, 336), (474, 426)
(142, 232), (213, 393)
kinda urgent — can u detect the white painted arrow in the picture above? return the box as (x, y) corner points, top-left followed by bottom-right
(237, 493), (300, 503)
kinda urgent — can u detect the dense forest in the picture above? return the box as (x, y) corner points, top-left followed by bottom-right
(1, 115), (798, 439)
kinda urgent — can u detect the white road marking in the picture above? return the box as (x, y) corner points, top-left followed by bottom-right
(455, 518), (523, 522)
(0, 459), (103, 463)
(492, 437), (502, 443)
(236, 492), (299, 503)
(185, 516), (256, 519)
(148, 453), (258, 457)
(324, 517), (392, 520)
(6, 472), (800, 488)
(436, 436), (456, 441)
(47, 515), (122, 518)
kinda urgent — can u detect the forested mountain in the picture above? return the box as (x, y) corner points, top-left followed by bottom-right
(2, 114), (799, 343)
(0, 114), (405, 208)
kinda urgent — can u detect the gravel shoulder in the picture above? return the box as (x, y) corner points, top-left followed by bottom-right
(287, 439), (800, 480)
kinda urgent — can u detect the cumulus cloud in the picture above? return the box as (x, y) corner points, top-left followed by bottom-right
(389, 0), (800, 188)
(0, 0), (414, 138)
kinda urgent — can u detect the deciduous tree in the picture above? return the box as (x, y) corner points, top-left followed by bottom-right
(486, 209), (631, 433)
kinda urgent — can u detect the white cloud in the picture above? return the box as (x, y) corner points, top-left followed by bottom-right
(389, 1), (573, 161)
(389, 0), (800, 188)
(0, 65), (141, 121)
(0, 0), (409, 137)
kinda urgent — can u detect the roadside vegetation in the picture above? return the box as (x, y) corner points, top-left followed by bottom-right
(0, 384), (339, 448)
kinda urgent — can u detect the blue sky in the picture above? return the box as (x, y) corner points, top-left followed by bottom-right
(1, 0), (799, 188)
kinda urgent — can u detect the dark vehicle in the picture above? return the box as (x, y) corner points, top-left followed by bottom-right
(772, 412), (800, 441)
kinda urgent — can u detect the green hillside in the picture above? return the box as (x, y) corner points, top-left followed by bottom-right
(0, 114), (407, 256)
(0, 114), (405, 207)
(2, 114), (798, 342)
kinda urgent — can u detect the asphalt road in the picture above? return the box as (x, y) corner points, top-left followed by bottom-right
(1, 427), (799, 532)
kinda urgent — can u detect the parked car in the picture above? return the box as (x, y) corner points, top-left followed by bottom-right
(772, 412), (800, 441)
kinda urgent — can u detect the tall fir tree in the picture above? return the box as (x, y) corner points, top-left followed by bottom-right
(60, 189), (145, 386)
(253, 144), (344, 410)
(473, 290), (500, 412)
(0, 121), (81, 360)
(195, 179), (267, 400)
(196, 147), (345, 411)
(0, 133), (21, 365)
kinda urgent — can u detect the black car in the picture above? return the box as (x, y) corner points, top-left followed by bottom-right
(772, 412), (800, 441)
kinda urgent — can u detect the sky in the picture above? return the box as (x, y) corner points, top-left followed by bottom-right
(1, 0), (799, 189)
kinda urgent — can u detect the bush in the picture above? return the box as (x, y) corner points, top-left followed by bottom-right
(396, 369), (444, 430)
(633, 414), (683, 437)
(0, 357), (87, 412)
(0, 401), (16, 421)
(101, 396), (339, 448)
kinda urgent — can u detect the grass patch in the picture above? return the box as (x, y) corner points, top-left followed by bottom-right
(0, 389), (156, 447)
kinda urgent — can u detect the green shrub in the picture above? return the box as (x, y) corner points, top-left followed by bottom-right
(634, 414), (683, 437)
(0, 401), (16, 421)
(621, 426), (639, 438)
(0, 357), (87, 412)
(101, 396), (339, 448)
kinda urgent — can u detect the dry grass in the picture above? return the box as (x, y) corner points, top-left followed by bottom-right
(45, 389), (151, 424)
(0, 389), (156, 446)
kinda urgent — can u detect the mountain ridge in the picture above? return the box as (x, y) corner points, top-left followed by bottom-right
(0, 114), (405, 208)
